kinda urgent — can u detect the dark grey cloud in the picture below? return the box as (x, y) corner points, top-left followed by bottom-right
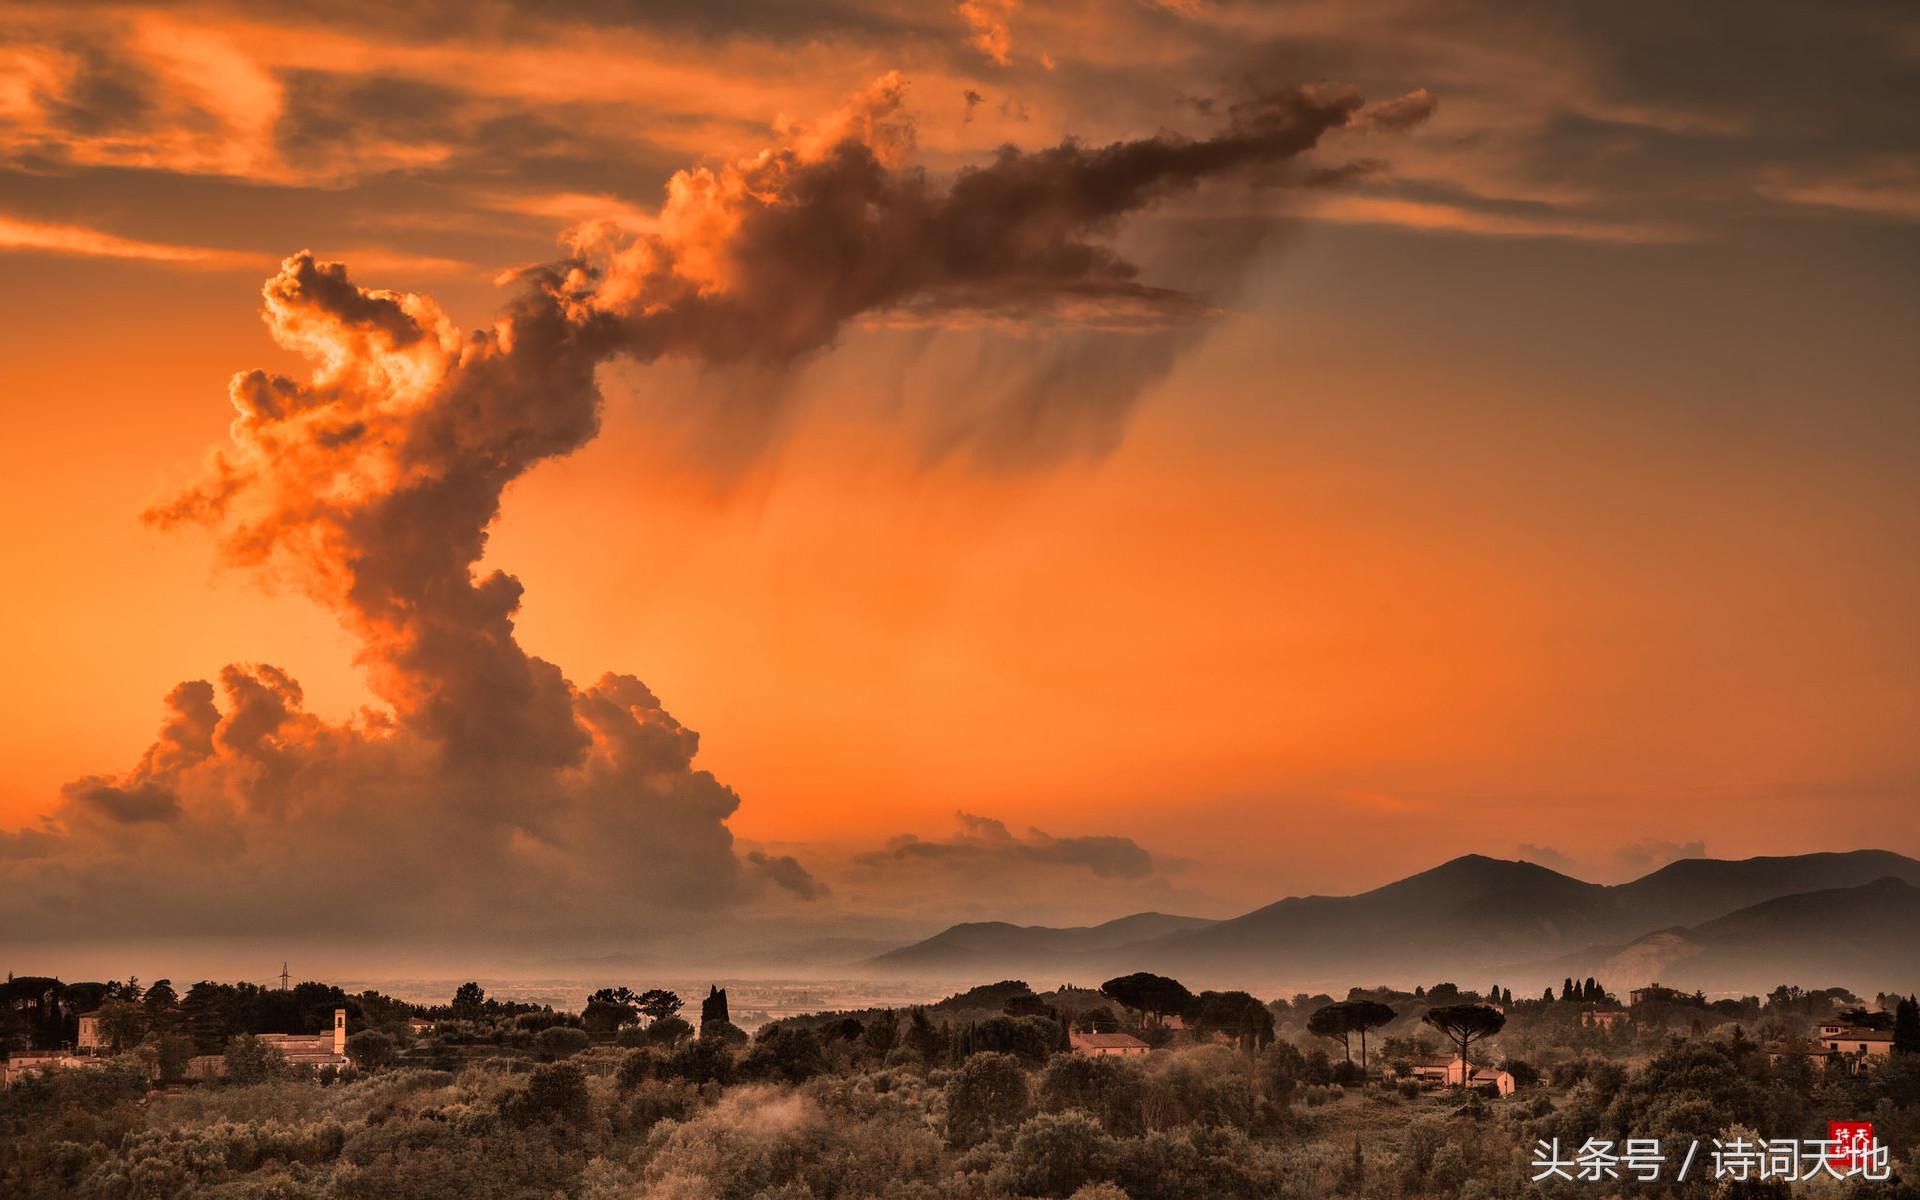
(271, 67), (695, 194)
(233, 0), (938, 44)
(747, 851), (831, 900)
(30, 36), (157, 136)
(60, 778), (182, 824)
(858, 811), (1158, 881)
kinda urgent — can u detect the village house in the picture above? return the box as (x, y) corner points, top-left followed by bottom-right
(6, 1007), (120, 1085)
(1070, 1031), (1150, 1057)
(1388, 1054), (1517, 1097)
(1, 1049), (111, 1087)
(1580, 1009), (1628, 1029)
(1817, 1024), (1893, 1061)
(1629, 983), (1689, 1006)
(186, 1008), (351, 1079)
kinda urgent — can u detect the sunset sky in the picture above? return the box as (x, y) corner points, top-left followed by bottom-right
(2, 0), (1917, 971)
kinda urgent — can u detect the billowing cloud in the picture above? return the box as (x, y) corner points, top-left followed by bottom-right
(1518, 839), (1708, 883)
(1, 71), (1415, 949)
(1516, 842), (1583, 875)
(1613, 839), (1708, 878)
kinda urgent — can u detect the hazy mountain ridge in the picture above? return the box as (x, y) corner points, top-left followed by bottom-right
(864, 849), (1920, 992)
(867, 912), (1217, 974)
(1512, 876), (1920, 993)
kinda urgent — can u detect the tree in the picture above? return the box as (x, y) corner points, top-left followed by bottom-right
(1009, 1109), (1116, 1197)
(451, 982), (486, 1017)
(504, 1062), (591, 1127)
(1562, 978), (1575, 1001)
(143, 979), (179, 1015)
(151, 1031), (195, 1082)
(863, 1010), (900, 1055)
(964, 1015), (1059, 1065)
(346, 1029), (395, 1070)
(1039, 1053), (1144, 1135)
(1075, 1006), (1120, 1034)
(223, 1033), (290, 1083)
(946, 1051), (1031, 1147)
(1099, 973), (1195, 1024)
(636, 988), (682, 1023)
(615, 1023), (650, 1048)
(1307, 1004), (1353, 1065)
(1421, 1004), (1506, 1075)
(1894, 996), (1920, 1055)
(662, 1035), (737, 1085)
(648, 1015), (693, 1048)
(535, 1025), (590, 1059)
(699, 1019), (748, 1048)
(1838, 1006), (1895, 1031)
(1309, 1000), (1395, 1070)
(583, 987), (640, 1034)
(1344, 1000), (1396, 1070)
(181, 982), (230, 1054)
(1193, 991), (1274, 1052)
(743, 1025), (827, 1083)
(95, 997), (148, 1053)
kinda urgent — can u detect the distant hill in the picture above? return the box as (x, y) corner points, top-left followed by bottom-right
(1512, 876), (1920, 993)
(865, 912), (1216, 977)
(1610, 850), (1920, 929)
(1138, 855), (1623, 983)
(861, 849), (1920, 992)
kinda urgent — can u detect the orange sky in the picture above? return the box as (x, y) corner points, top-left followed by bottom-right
(2, 0), (1917, 942)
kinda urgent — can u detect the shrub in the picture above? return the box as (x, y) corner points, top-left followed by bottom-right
(534, 1026), (590, 1060)
(225, 1034), (293, 1084)
(502, 1062), (592, 1128)
(1010, 1110), (1117, 1197)
(743, 1026), (827, 1085)
(345, 1030), (395, 1071)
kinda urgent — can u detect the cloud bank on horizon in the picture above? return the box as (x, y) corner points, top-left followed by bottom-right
(0, 73), (1430, 947)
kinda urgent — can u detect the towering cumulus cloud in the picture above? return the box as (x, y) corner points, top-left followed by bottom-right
(2, 77), (1426, 948)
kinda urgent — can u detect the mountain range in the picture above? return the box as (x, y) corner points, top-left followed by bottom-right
(861, 849), (1920, 995)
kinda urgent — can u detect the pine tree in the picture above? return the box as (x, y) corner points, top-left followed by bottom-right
(1894, 996), (1920, 1055)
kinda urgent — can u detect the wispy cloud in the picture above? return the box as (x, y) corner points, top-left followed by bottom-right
(1308, 195), (1691, 244)
(0, 215), (261, 267)
(1760, 160), (1920, 222)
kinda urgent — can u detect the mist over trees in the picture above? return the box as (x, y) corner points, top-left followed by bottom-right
(5, 967), (1919, 1199)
